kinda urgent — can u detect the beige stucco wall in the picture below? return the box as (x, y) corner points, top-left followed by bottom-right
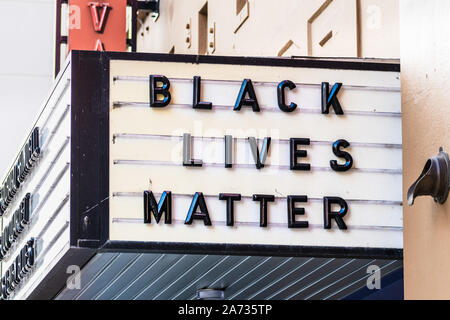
(400, 0), (450, 299)
(137, 0), (399, 59)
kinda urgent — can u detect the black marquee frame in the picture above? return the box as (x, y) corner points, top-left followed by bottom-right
(31, 50), (402, 299)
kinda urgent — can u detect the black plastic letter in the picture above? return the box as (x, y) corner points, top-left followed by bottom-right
(323, 197), (348, 230)
(185, 192), (212, 226)
(234, 79), (260, 112)
(25, 239), (35, 270)
(248, 137), (271, 170)
(219, 193), (241, 226)
(290, 138), (310, 171)
(193, 76), (212, 109)
(277, 80), (297, 112)
(225, 135), (233, 168)
(330, 139), (353, 172)
(144, 191), (172, 224)
(253, 194), (275, 227)
(287, 196), (309, 228)
(150, 75), (171, 108)
(322, 82), (344, 115)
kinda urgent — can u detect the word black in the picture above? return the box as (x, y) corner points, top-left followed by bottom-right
(149, 75), (344, 115)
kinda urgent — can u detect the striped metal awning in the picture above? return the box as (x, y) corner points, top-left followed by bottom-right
(55, 253), (402, 300)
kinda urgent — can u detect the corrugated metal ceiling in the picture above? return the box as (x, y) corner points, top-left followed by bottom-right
(55, 253), (402, 300)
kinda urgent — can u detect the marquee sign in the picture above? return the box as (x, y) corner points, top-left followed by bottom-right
(0, 52), (402, 299)
(107, 53), (402, 250)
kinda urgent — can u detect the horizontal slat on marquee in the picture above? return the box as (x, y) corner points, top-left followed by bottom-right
(109, 220), (402, 249)
(110, 194), (402, 228)
(110, 166), (402, 202)
(110, 107), (401, 145)
(111, 136), (402, 172)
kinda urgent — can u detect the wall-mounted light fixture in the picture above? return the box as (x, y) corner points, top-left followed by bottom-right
(408, 147), (449, 206)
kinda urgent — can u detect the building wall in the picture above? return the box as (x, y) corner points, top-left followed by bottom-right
(0, 0), (55, 178)
(400, 0), (450, 300)
(137, 0), (399, 59)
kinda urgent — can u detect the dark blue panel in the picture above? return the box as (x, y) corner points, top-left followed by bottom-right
(343, 268), (404, 300)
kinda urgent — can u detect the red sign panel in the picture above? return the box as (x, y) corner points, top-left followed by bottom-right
(69, 0), (127, 52)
